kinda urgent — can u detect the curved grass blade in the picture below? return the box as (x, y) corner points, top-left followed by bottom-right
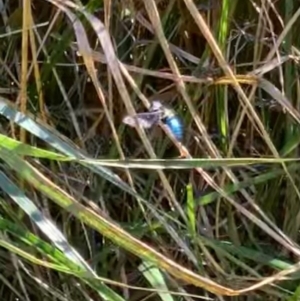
(0, 97), (142, 199)
(0, 145), (240, 296)
(196, 164), (299, 206)
(80, 158), (298, 169)
(258, 78), (300, 124)
(139, 261), (174, 301)
(0, 134), (66, 159)
(1, 133), (298, 170)
(280, 128), (300, 157)
(1, 145), (293, 296)
(0, 133), (297, 170)
(0, 217), (127, 301)
(0, 171), (93, 273)
(0, 216), (83, 267)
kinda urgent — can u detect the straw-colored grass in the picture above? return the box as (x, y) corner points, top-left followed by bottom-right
(0, 0), (300, 300)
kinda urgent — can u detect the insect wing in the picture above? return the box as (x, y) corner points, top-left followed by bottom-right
(150, 100), (164, 112)
(122, 112), (160, 129)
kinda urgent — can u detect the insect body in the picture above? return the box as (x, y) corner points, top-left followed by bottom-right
(152, 101), (183, 141)
(122, 100), (183, 141)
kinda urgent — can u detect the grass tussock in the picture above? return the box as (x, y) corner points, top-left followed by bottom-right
(0, 0), (300, 300)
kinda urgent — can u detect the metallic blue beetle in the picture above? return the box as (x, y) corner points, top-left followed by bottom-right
(122, 100), (183, 141)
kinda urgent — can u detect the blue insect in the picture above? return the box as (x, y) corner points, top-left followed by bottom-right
(122, 101), (183, 141)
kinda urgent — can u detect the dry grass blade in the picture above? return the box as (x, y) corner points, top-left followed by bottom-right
(182, 0), (280, 158)
(249, 55), (295, 76)
(3, 0), (300, 299)
(142, 0), (222, 159)
(181, 0), (300, 249)
(2, 143), (238, 296)
(51, 1), (132, 187)
(138, 0), (300, 295)
(27, 8), (47, 122)
(258, 78), (300, 124)
(42, 1), (205, 276)
(55, 0), (190, 221)
(142, 0), (300, 256)
(19, 0), (30, 143)
(238, 260), (300, 294)
(264, 6), (300, 62)
(73, 46), (213, 84)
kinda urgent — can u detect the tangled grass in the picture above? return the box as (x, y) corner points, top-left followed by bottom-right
(0, 0), (300, 300)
